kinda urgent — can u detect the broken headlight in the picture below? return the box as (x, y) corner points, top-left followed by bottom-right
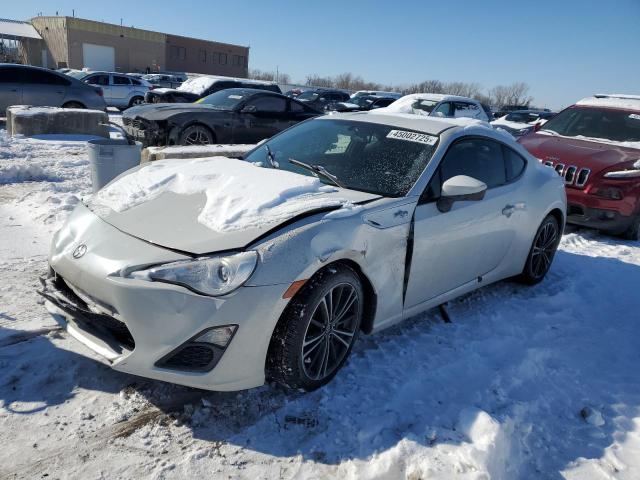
(130, 251), (258, 296)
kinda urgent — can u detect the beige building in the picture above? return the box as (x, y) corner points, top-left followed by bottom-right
(15, 16), (248, 76)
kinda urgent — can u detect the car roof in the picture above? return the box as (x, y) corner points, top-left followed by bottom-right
(576, 94), (640, 112)
(318, 111), (494, 136)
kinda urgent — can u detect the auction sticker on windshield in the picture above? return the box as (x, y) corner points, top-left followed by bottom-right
(387, 130), (438, 145)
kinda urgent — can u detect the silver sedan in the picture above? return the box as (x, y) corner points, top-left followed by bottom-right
(41, 113), (566, 392)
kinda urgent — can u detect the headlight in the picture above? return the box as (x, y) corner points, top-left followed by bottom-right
(604, 160), (640, 179)
(603, 169), (640, 179)
(130, 251), (258, 296)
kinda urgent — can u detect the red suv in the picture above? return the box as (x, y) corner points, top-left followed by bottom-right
(519, 94), (640, 239)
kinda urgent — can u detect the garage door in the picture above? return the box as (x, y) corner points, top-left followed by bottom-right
(82, 43), (115, 71)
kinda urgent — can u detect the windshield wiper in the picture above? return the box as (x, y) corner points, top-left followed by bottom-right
(288, 158), (345, 188)
(264, 144), (278, 168)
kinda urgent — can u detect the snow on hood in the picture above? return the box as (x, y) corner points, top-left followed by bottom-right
(89, 157), (347, 233)
(177, 76), (218, 95)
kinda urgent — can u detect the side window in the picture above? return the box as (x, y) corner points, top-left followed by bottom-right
(246, 95), (287, 113)
(86, 75), (109, 86)
(113, 76), (131, 85)
(432, 102), (453, 117)
(453, 102), (481, 119)
(0, 67), (25, 82)
(503, 146), (526, 181)
(131, 78), (141, 86)
(423, 138), (507, 201)
(24, 69), (70, 86)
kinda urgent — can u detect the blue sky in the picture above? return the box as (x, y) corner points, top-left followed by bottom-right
(5, 0), (639, 109)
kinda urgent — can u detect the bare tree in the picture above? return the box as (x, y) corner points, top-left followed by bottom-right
(489, 82), (532, 107)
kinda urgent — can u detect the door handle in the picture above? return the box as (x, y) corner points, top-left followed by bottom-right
(502, 202), (526, 217)
(502, 205), (516, 217)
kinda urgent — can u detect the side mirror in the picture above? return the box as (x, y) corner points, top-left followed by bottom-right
(241, 105), (257, 113)
(436, 175), (487, 213)
(533, 122), (542, 132)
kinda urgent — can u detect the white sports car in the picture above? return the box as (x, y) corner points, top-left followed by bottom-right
(41, 113), (566, 392)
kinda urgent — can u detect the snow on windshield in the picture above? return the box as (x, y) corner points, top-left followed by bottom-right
(177, 76), (218, 95)
(89, 157), (345, 232)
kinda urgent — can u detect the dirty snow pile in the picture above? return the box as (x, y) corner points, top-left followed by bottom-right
(90, 157), (345, 232)
(1, 128), (640, 479)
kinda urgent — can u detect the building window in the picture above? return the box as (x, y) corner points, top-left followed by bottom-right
(219, 53), (227, 65)
(170, 45), (187, 61)
(199, 49), (207, 63)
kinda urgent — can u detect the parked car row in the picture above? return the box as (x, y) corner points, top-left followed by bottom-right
(144, 75), (281, 104)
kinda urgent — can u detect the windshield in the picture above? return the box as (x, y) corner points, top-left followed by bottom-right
(297, 91), (320, 102)
(350, 96), (377, 108)
(541, 107), (640, 143)
(244, 119), (439, 197)
(410, 99), (439, 114)
(196, 89), (250, 109)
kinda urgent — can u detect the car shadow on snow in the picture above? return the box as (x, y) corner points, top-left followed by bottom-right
(184, 249), (640, 476)
(1, 248), (638, 477)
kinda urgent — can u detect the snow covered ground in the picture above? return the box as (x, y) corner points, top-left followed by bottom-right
(1, 126), (639, 479)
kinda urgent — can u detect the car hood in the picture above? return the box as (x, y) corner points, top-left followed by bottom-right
(87, 157), (380, 254)
(123, 103), (228, 121)
(519, 132), (640, 174)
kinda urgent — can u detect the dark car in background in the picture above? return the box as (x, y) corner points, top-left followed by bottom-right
(144, 75), (281, 104)
(122, 88), (322, 146)
(295, 88), (351, 111)
(332, 95), (397, 112)
(0, 64), (106, 112)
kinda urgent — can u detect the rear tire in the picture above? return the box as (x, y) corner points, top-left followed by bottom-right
(178, 124), (215, 145)
(517, 215), (561, 285)
(267, 265), (363, 391)
(62, 101), (84, 109)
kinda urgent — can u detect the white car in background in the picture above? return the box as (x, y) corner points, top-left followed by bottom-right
(380, 93), (492, 122)
(491, 110), (556, 137)
(68, 71), (152, 110)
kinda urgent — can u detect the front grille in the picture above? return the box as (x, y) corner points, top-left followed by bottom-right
(158, 345), (216, 371)
(51, 274), (135, 350)
(542, 160), (590, 188)
(122, 117), (145, 130)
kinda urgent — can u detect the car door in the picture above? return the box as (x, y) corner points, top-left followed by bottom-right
(0, 66), (24, 112)
(21, 69), (69, 107)
(404, 137), (525, 309)
(111, 75), (132, 107)
(234, 94), (288, 143)
(85, 74), (111, 103)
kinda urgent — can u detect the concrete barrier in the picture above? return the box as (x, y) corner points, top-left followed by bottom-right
(6, 106), (109, 138)
(141, 144), (257, 164)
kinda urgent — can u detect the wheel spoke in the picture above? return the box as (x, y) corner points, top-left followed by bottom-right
(331, 331), (351, 348)
(333, 290), (356, 324)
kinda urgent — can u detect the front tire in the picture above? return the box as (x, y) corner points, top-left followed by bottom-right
(517, 215), (561, 284)
(178, 124), (215, 145)
(267, 265), (363, 391)
(129, 96), (144, 108)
